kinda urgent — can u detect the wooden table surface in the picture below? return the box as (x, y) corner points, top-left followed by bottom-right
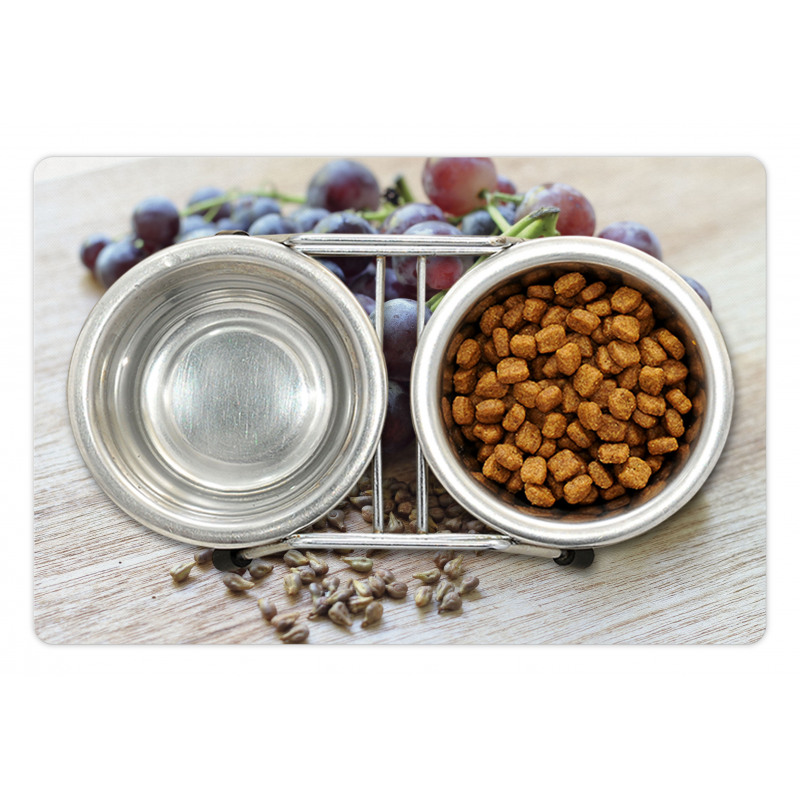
(32, 156), (766, 644)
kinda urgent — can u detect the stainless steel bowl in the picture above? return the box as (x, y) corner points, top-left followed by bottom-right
(68, 235), (387, 548)
(411, 236), (733, 550)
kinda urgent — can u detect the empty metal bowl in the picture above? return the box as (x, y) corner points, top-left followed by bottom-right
(68, 235), (387, 548)
(411, 236), (734, 551)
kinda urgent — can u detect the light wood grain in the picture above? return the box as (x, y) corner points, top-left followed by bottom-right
(33, 156), (765, 644)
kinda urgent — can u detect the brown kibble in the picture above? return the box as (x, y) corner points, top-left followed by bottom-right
(609, 315), (641, 343)
(522, 297), (548, 323)
(610, 286), (643, 313)
(577, 401), (603, 430)
(451, 396), (474, 426)
(512, 380), (541, 408)
(534, 324), (567, 353)
(607, 340), (641, 367)
(526, 283), (555, 299)
(505, 470), (524, 493)
(662, 359), (689, 385)
(456, 339), (481, 369)
(666, 388), (693, 414)
(647, 436), (679, 455)
(595, 345), (623, 375)
(617, 364), (641, 391)
(541, 413), (568, 439)
(655, 328), (686, 359)
(492, 327), (510, 357)
(617, 457), (652, 489)
(509, 334), (538, 359)
(475, 398), (506, 424)
(541, 305), (569, 327)
(547, 449), (586, 481)
(515, 421), (543, 454)
(573, 364), (604, 397)
(524, 484), (556, 507)
(496, 357), (530, 384)
(664, 408), (685, 437)
(554, 272), (586, 298)
(563, 474), (593, 504)
(565, 307), (602, 335)
(636, 392), (666, 416)
(639, 337), (668, 366)
(473, 423), (504, 444)
(502, 403), (527, 431)
(601, 483), (627, 501)
(580, 281), (606, 302)
(537, 438), (557, 459)
(453, 368), (478, 395)
(597, 443), (630, 464)
(631, 408), (658, 429)
(480, 304), (505, 336)
(586, 297), (612, 316)
(566, 420), (593, 449)
(502, 303), (525, 331)
(520, 456), (547, 485)
(494, 443), (524, 472)
(482, 453), (511, 483)
(535, 384), (563, 412)
(555, 342), (582, 375)
(587, 460), (614, 489)
(607, 388), (636, 420)
(638, 365), (666, 395)
(475, 370), (508, 398)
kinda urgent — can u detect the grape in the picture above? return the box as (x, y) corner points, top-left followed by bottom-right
(230, 196), (281, 230)
(132, 196), (180, 250)
(421, 157), (497, 216)
(316, 258), (346, 282)
(514, 182), (596, 236)
(176, 226), (217, 243)
(459, 204), (516, 235)
(79, 233), (113, 273)
(680, 274), (712, 310)
(348, 263), (408, 301)
(247, 214), (300, 236)
(180, 214), (214, 235)
(186, 187), (232, 222)
(382, 380), (415, 453)
(496, 174), (517, 195)
(289, 206), (330, 232)
(393, 220), (468, 291)
(597, 221), (663, 260)
(353, 292), (376, 316)
(94, 237), (146, 288)
(371, 298), (431, 382)
(380, 202), (446, 234)
(306, 159), (381, 212)
(312, 211), (377, 277)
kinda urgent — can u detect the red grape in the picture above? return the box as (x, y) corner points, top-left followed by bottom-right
(380, 202), (446, 234)
(597, 221), (663, 260)
(496, 174), (517, 195)
(421, 158), (498, 216)
(133, 196), (180, 249)
(371, 298), (431, 382)
(393, 220), (468, 291)
(79, 233), (113, 273)
(382, 380), (415, 453)
(306, 159), (381, 212)
(514, 182), (596, 236)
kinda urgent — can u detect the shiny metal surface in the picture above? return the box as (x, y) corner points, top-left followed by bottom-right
(411, 236), (734, 551)
(68, 235), (387, 548)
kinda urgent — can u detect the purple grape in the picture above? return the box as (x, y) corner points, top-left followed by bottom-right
(421, 158), (498, 216)
(680, 274), (713, 310)
(382, 380), (415, 454)
(312, 211), (377, 277)
(348, 263), (407, 301)
(370, 298), (431, 382)
(306, 159), (381, 212)
(496, 174), (517, 195)
(353, 293), (376, 316)
(597, 221), (663, 260)
(248, 214), (300, 236)
(176, 226), (217, 243)
(79, 233), (113, 273)
(230, 196), (281, 230)
(132, 196), (180, 250)
(316, 258), (346, 282)
(94, 237), (146, 288)
(459, 204), (516, 235)
(514, 182), (596, 236)
(380, 202), (446, 234)
(186, 187), (232, 222)
(289, 206), (330, 232)
(180, 214), (214, 235)
(393, 220), (468, 291)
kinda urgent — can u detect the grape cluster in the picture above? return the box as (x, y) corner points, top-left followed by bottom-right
(79, 157), (713, 455)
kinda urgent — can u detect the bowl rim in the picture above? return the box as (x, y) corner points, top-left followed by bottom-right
(67, 234), (388, 548)
(410, 236), (734, 549)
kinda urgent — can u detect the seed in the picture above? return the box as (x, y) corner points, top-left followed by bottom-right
(194, 548), (214, 565)
(445, 503), (463, 517)
(283, 572), (303, 596)
(271, 611), (301, 632)
(283, 550), (309, 567)
(328, 578), (354, 605)
(412, 568), (441, 585)
(367, 575), (386, 598)
(435, 580), (455, 602)
(443, 555), (465, 580)
(293, 565), (317, 585)
(327, 509), (347, 531)
(304, 552), (329, 576)
(347, 595), (374, 614)
(349, 495), (373, 510)
(248, 559), (275, 580)
(385, 581), (408, 599)
(341, 556), (373, 574)
(438, 592), (463, 613)
(321, 575), (340, 593)
(396, 501), (414, 517)
(459, 575), (480, 595)
(374, 568), (396, 584)
(361, 601), (384, 628)
(361, 505), (374, 524)
(222, 572), (254, 592)
(443, 517), (463, 532)
(309, 595), (333, 619)
(328, 601), (353, 627)
(280, 624), (309, 644)
(429, 507), (446, 522)
(169, 561), (194, 583)
(357, 474), (372, 493)
(386, 512), (405, 534)
(335, 498), (350, 509)
(353, 579), (373, 598)
(433, 550), (456, 570)
(258, 598), (277, 620)
(415, 586), (434, 607)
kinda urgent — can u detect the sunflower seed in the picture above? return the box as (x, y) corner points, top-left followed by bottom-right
(367, 575), (386, 598)
(305, 552), (329, 576)
(361, 601), (384, 628)
(328, 601), (353, 627)
(169, 561), (195, 583)
(349, 495), (373, 510)
(327, 509), (346, 531)
(193, 548), (214, 565)
(321, 575), (340, 594)
(373, 568), (396, 584)
(459, 575), (480, 595)
(412, 568), (441, 585)
(283, 550), (309, 567)
(258, 598), (277, 621)
(353, 579), (373, 598)
(361, 505), (374, 524)
(222, 572), (254, 592)
(438, 591), (463, 613)
(385, 581), (408, 599)
(341, 556), (373, 574)
(347, 595), (374, 614)
(415, 586), (434, 607)
(271, 611), (301, 632)
(293, 565), (317, 584)
(386, 512), (405, 534)
(248, 559), (275, 580)
(327, 578), (354, 605)
(280, 624), (309, 644)
(443, 555), (465, 579)
(435, 580), (455, 603)
(433, 551), (455, 570)
(283, 572), (303, 596)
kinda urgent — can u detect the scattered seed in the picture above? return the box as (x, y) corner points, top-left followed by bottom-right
(283, 550), (309, 567)
(367, 575), (386, 598)
(341, 556), (373, 573)
(327, 509), (347, 531)
(353, 579), (373, 598)
(194, 548), (214, 565)
(349, 495), (373, 510)
(248, 559), (275, 580)
(223, 572), (254, 592)
(328, 578), (354, 606)
(386, 512), (405, 534)
(433, 551), (456, 570)
(258, 598), (278, 621)
(321, 575), (340, 594)
(347, 595), (374, 614)
(374, 568), (396, 584)
(361, 505), (374, 524)
(169, 561), (195, 583)
(283, 572), (303, 596)
(415, 586), (434, 608)
(304, 552), (329, 576)
(385, 581), (408, 599)
(443, 555), (465, 580)
(459, 575), (480, 595)
(280, 623), (309, 644)
(438, 591), (463, 613)
(435, 580), (455, 603)
(443, 517), (463, 532)
(293, 565), (317, 585)
(361, 601), (384, 628)
(271, 611), (301, 632)
(328, 601), (353, 627)
(309, 595), (333, 619)
(412, 568), (442, 585)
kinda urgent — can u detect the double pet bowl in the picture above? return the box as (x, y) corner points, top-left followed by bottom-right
(68, 233), (733, 564)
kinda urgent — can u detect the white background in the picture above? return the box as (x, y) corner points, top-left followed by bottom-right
(6, 2), (795, 797)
